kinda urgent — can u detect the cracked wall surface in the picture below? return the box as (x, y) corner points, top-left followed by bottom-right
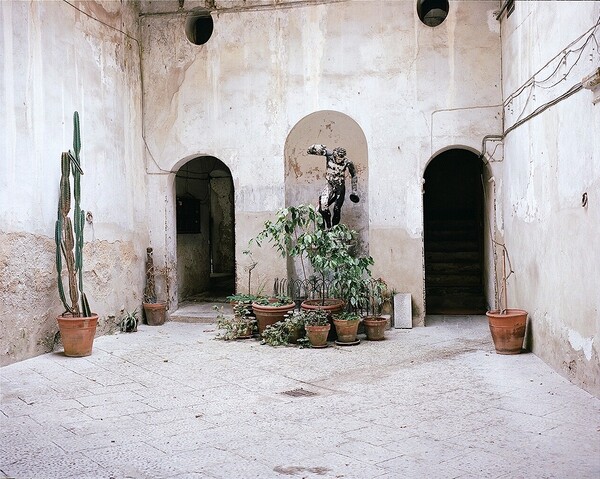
(500, 2), (600, 396)
(0, 234), (144, 366)
(1, 0), (146, 365)
(139, 0), (503, 321)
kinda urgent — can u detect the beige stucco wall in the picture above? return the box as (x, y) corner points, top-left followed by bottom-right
(499, 2), (600, 396)
(139, 0), (503, 322)
(0, 0), (146, 365)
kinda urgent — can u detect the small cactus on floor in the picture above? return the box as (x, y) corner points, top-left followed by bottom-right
(120, 309), (139, 333)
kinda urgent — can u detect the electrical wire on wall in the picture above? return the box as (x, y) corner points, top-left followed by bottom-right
(481, 13), (600, 162)
(503, 13), (600, 137)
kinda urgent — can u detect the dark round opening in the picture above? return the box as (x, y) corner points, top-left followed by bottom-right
(417, 0), (449, 27)
(185, 11), (213, 45)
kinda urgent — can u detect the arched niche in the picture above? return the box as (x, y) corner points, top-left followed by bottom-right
(284, 111), (369, 251)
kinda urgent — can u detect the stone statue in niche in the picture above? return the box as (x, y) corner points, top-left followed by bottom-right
(307, 144), (359, 228)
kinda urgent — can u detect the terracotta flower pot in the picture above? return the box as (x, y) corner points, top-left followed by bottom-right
(486, 309), (527, 354)
(305, 324), (330, 348)
(143, 302), (167, 326)
(301, 298), (345, 340)
(252, 301), (296, 334)
(363, 316), (387, 341)
(300, 298), (345, 314)
(57, 313), (99, 357)
(333, 319), (360, 343)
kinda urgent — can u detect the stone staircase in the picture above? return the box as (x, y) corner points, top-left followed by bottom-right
(425, 217), (486, 314)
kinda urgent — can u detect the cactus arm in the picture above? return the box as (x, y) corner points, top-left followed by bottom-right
(55, 217), (72, 313)
(55, 112), (89, 317)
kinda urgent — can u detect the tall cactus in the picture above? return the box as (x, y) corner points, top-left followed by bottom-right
(55, 111), (91, 317)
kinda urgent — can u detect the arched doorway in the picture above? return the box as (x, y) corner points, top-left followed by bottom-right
(175, 156), (235, 300)
(423, 149), (485, 314)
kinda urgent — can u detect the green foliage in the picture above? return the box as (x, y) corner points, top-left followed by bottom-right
(261, 311), (307, 346)
(333, 311), (361, 322)
(227, 293), (261, 305)
(250, 204), (375, 310)
(120, 309), (139, 333)
(214, 305), (256, 340)
(367, 278), (389, 316)
(55, 111), (91, 317)
(252, 295), (293, 307)
(297, 310), (329, 326)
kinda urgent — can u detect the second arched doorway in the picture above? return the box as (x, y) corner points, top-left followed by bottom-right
(175, 156), (235, 301)
(423, 148), (486, 314)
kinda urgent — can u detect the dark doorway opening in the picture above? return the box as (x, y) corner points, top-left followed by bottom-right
(424, 149), (485, 314)
(176, 156), (235, 301)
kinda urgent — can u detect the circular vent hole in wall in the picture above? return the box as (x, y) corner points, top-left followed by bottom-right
(185, 9), (213, 45)
(417, 0), (449, 27)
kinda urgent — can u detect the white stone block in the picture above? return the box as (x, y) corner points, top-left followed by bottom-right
(394, 293), (412, 328)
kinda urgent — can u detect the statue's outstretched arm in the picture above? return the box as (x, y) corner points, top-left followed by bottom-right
(307, 144), (327, 156)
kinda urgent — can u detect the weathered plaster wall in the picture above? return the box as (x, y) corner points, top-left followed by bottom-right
(499, 2), (600, 396)
(0, 1), (146, 365)
(139, 0), (502, 321)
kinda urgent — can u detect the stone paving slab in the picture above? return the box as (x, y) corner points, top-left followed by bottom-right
(1, 316), (599, 479)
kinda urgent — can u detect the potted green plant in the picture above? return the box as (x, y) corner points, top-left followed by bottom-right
(251, 295), (296, 334)
(250, 204), (374, 321)
(227, 250), (264, 315)
(261, 311), (305, 346)
(486, 243), (527, 354)
(55, 111), (98, 357)
(301, 310), (330, 348)
(362, 278), (389, 341)
(332, 311), (361, 344)
(214, 303), (256, 340)
(142, 247), (168, 326)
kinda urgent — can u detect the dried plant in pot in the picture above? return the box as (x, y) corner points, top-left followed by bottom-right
(55, 112), (98, 357)
(486, 243), (527, 354)
(142, 247), (168, 326)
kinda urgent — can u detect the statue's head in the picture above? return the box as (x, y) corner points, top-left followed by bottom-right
(333, 147), (346, 163)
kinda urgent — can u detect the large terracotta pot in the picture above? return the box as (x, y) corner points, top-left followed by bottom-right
(143, 302), (167, 326)
(252, 301), (296, 334)
(333, 319), (360, 343)
(57, 313), (99, 357)
(486, 309), (527, 355)
(300, 298), (345, 315)
(301, 299), (345, 340)
(363, 316), (387, 341)
(305, 324), (330, 348)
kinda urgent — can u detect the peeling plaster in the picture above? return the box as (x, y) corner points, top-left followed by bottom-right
(568, 329), (594, 362)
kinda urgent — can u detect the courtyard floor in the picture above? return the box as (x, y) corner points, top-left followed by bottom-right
(1, 315), (599, 479)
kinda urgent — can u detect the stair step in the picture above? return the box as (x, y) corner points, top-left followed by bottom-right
(426, 294), (487, 315)
(426, 274), (482, 286)
(426, 263), (482, 274)
(169, 302), (230, 323)
(426, 285), (485, 295)
(426, 240), (479, 252)
(426, 251), (480, 262)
